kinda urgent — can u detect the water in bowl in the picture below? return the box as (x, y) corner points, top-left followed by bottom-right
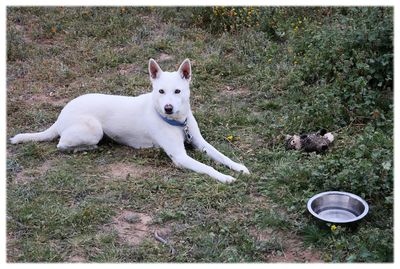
(318, 208), (357, 222)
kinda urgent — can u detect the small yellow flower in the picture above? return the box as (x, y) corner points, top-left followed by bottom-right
(330, 225), (337, 232)
(268, 58), (272, 63)
(226, 135), (234, 142)
(50, 26), (57, 33)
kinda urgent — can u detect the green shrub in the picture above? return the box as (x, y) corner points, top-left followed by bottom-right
(290, 8), (393, 124)
(191, 7), (393, 127)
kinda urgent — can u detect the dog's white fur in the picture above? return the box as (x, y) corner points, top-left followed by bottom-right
(10, 59), (249, 183)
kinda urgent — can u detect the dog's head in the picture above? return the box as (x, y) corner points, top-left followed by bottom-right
(149, 58), (191, 121)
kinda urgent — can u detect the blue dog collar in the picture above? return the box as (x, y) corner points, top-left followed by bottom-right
(157, 112), (187, 127)
(157, 112), (192, 143)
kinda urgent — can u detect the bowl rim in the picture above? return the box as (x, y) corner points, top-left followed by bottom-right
(307, 191), (369, 223)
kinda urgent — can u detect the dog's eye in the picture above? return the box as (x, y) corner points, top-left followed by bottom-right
(159, 89), (165, 94)
(291, 140), (296, 145)
(175, 89), (181, 94)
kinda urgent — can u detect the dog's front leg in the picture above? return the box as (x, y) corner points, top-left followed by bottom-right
(187, 113), (250, 174)
(152, 131), (236, 183)
(195, 139), (250, 174)
(171, 152), (236, 183)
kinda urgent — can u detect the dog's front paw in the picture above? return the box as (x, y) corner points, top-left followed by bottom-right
(10, 135), (21, 144)
(217, 174), (236, 184)
(231, 163), (250, 174)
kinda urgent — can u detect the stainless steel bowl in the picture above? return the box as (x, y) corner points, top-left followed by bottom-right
(307, 191), (369, 223)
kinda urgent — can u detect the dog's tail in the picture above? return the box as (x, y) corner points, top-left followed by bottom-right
(10, 123), (59, 144)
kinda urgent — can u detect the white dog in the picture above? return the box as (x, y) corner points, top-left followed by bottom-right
(10, 59), (249, 183)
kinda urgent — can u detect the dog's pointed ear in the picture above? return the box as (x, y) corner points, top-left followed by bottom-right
(149, 58), (162, 80)
(178, 59), (191, 81)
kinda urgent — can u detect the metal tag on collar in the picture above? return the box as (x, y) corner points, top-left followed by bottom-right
(183, 125), (192, 144)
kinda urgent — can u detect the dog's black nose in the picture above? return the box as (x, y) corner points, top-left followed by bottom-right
(321, 145), (328, 151)
(164, 104), (173, 114)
